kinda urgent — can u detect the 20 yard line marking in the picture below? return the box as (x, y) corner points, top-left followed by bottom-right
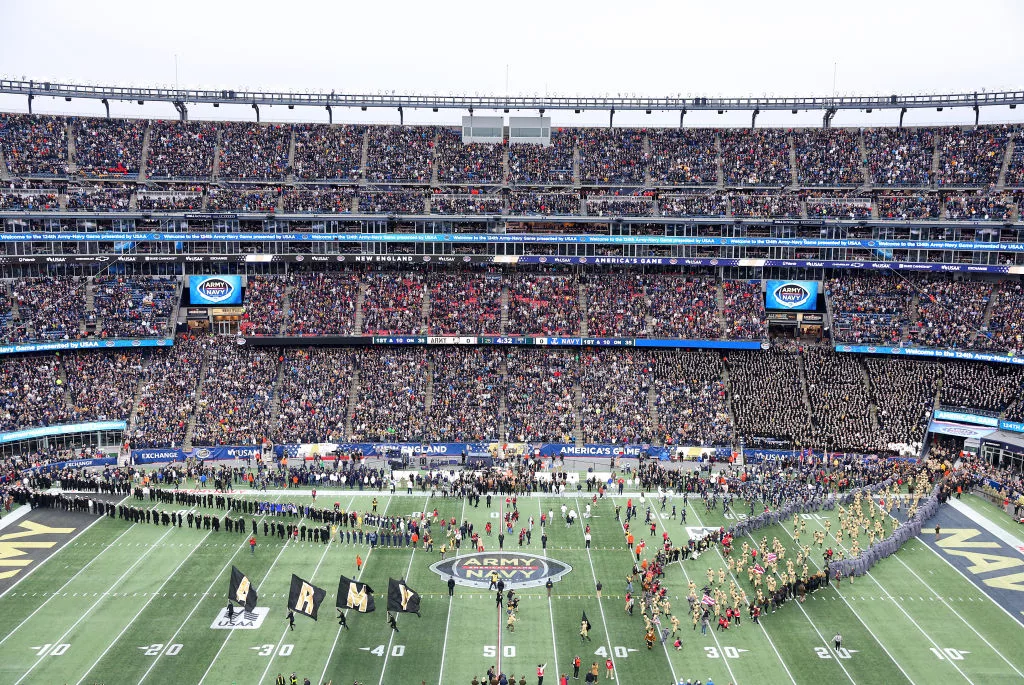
(75, 523), (218, 685)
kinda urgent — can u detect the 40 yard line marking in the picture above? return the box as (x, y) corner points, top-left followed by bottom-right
(14, 523), (180, 685)
(376, 495), (431, 685)
(136, 492), (285, 684)
(541, 497), (560, 681)
(436, 493), (468, 685)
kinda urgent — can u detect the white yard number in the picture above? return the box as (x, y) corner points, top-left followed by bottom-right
(595, 646), (630, 659)
(723, 513), (748, 521)
(705, 646), (741, 659)
(816, 647), (852, 659)
(483, 645), (516, 658)
(142, 643), (182, 656)
(257, 644), (293, 657)
(930, 648), (967, 661)
(34, 643), (70, 657)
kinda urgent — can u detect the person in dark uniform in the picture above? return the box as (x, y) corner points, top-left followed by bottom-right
(286, 610), (295, 631)
(387, 611), (399, 632)
(448, 576), (456, 597)
(276, 674), (285, 685)
(337, 608), (348, 629)
(226, 601), (235, 620)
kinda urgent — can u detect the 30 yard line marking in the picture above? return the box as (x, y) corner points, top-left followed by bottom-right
(316, 495), (396, 685)
(376, 495), (430, 685)
(14, 524), (179, 685)
(436, 493), (469, 685)
(75, 521), (219, 685)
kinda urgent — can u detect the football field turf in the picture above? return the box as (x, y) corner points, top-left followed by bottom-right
(0, 488), (1021, 685)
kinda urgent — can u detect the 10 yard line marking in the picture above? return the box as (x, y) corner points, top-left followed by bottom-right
(137, 493), (285, 684)
(376, 495), (431, 685)
(316, 496), (396, 685)
(75, 521), (219, 685)
(0, 501), (135, 647)
(436, 494), (468, 685)
(14, 524), (180, 685)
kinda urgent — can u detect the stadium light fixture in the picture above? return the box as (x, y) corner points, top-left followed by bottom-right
(65, 97), (71, 102)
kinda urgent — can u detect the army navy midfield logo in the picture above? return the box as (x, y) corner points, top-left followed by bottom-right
(430, 553), (572, 589)
(771, 282), (812, 309)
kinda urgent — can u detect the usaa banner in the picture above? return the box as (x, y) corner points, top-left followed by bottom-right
(288, 574), (326, 621)
(337, 575), (375, 613)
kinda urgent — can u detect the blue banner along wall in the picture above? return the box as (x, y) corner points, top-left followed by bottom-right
(0, 338), (173, 356)
(131, 445), (261, 464)
(835, 344), (1024, 366)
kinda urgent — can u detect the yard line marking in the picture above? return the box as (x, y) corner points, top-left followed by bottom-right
(0, 503), (139, 647)
(14, 524), (179, 685)
(437, 494), (469, 685)
(677, 499), (797, 685)
(879, 507), (1024, 678)
(538, 497), (560, 680)
(376, 495), (431, 685)
(800, 506), (971, 684)
(316, 495), (397, 685)
(576, 493), (669, 683)
(74, 523), (217, 685)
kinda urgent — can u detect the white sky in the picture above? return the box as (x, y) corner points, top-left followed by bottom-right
(1, 0), (1023, 129)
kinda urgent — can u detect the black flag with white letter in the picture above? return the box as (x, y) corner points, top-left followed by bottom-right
(288, 574), (326, 620)
(337, 575), (375, 613)
(229, 566), (258, 613)
(387, 578), (421, 616)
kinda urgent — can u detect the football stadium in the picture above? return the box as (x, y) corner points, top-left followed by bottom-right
(1, 3), (1024, 684)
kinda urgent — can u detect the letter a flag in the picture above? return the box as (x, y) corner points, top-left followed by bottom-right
(387, 578), (421, 616)
(337, 575), (375, 613)
(288, 574), (326, 620)
(229, 566), (258, 613)
(582, 610), (593, 631)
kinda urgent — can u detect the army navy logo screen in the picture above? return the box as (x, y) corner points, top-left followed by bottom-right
(430, 553), (571, 589)
(766, 279), (818, 311)
(190, 275), (243, 305)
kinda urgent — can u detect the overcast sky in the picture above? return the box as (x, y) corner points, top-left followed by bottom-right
(1, 0), (1023, 128)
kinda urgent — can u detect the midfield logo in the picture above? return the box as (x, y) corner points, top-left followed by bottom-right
(430, 553), (572, 589)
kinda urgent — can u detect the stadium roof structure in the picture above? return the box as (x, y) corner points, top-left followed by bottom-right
(3, 78), (1024, 127)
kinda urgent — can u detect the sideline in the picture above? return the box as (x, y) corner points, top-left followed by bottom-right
(948, 499), (1024, 553)
(0, 505), (31, 532)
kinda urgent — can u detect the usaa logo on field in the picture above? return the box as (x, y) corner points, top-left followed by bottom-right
(771, 282), (812, 309)
(430, 553), (571, 589)
(196, 277), (236, 303)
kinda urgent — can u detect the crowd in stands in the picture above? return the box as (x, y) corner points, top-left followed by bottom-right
(731, 192), (802, 218)
(585, 194), (653, 216)
(0, 355), (70, 431)
(827, 275), (912, 344)
(357, 190), (425, 214)
(426, 272), (502, 335)
(429, 193), (504, 214)
(909, 277), (992, 349)
(66, 183), (133, 211)
(728, 349), (811, 447)
(647, 129), (718, 185)
(651, 350), (730, 446)
(349, 348), (428, 441)
(506, 272), (580, 336)
(865, 127), (934, 186)
(240, 275), (287, 336)
(283, 187), (355, 213)
(504, 348), (577, 442)
(285, 272), (359, 336)
(11, 276), (86, 341)
(720, 128), (791, 186)
(721, 280), (766, 339)
(647, 274), (720, 339)
(131, 335), (208, 448)
(360, 271), (425, 334)
(0, 184), (60, 210)
(365, 126), (436, 183)
(934, 127), (1008, 187)
(207, 185), (279, 212)
(579, 349), (654, 443)
(865, 357), (939, 446)
(64, 351), (144, 423)
(137, 185), (204, 211)
(92, 275), (178, 338)
(658, 192), (728, 217)
(795, 129), (864, 186)
(804, 191), (872, 219)
(939, 361), (1024, 414)
(942, 191), (1013, 220)
(507, 131), (575, 184)
(583, 271), (647, 337)
(274, 347), (356, 444)
(577, 128), (646, 184)
(875, 191), (941, 219)
(293, 123), (364, 181)
(435, 129), (504, 184)
(803, 347), (877, 451)
(425, 347), (503, 442)
(508, 191), (579, 215)
(217, 123), (290, 180)
(978, 280), (1024, 354)
(191, 338), (278, 446)
(147, 120), (218, 179)
(74, 117), (145, 176)
(0, 113), (68, 176)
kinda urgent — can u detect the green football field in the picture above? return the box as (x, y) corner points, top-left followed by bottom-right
(0, 486), (1022, 685)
